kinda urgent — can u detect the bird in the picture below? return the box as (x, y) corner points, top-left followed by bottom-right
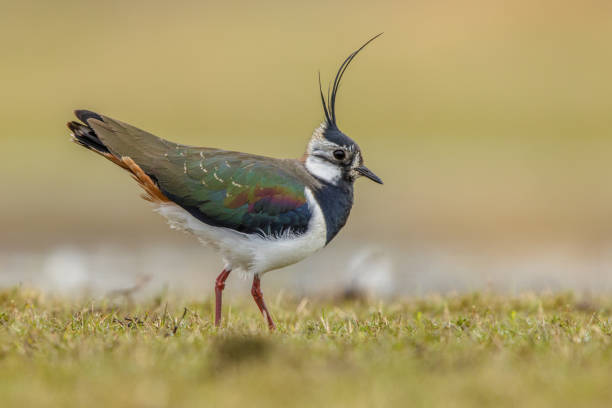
(67, 34), (383, 330)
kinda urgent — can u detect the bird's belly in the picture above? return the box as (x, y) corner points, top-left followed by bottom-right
(245, 224), (327, 274)
(155, 188), (327, 275)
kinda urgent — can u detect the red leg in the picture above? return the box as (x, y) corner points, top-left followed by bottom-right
(214, 268), (231, 327)
(251, 275), (276, 330)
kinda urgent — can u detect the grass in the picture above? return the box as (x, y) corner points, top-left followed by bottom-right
(0, 288), (611, 407)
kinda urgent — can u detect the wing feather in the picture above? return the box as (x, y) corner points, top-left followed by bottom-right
(86, 114), (316, 236)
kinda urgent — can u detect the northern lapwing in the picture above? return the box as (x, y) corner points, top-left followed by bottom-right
(67, 34), (383, 330)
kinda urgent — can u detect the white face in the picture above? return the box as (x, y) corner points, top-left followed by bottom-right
(305, 155), (343, 184)
(304, 124), (362, 185)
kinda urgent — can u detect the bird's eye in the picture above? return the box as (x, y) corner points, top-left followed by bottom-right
(333, 150), (346, 160)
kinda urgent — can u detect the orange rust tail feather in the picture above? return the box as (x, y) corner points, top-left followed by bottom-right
(120, 156), (170, 203)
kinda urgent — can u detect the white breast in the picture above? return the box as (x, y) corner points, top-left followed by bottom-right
(155, 188), (327, 276)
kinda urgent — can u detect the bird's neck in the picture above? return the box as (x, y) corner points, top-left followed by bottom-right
(311, 178), (354, 244)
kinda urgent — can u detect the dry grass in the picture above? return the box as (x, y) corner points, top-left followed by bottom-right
(0, 288), (610, 407)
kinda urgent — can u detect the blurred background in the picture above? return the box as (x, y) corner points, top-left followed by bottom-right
(1, 0), (612, 298)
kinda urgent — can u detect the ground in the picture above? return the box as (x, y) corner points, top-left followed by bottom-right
(0, 288), (610, 407)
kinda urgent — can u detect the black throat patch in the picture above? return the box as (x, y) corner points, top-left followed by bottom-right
(312, 179), (354, 244)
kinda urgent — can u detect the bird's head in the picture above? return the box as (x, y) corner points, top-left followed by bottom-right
(305, 123), (381, 185)
(304, 34), (383, 187)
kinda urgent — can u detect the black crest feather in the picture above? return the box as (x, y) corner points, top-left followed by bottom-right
(319, 33), (382, 128)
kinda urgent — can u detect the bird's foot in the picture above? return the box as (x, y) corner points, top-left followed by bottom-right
(214, 268), (231, 327)
(251, 275), (276, 331)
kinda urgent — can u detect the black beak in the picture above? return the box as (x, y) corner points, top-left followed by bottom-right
(356, 165), (383, 184)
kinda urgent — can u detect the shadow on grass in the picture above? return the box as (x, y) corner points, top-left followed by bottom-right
(209, 334), (273, 371)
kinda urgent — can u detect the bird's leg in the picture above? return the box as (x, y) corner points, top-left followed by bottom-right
(251, 275), (276, 330)
(214, 268), (231, 327)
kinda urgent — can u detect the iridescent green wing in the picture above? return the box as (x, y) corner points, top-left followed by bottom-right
(156, 147), (312, 235)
